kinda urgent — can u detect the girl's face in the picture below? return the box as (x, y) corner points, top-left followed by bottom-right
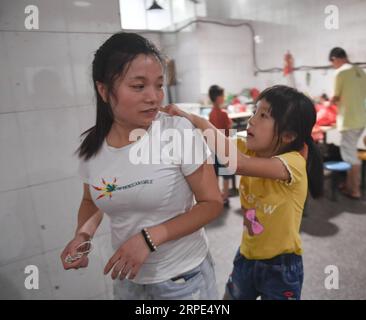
(246, 99), (277, 156)
(109, 54), (164, 129)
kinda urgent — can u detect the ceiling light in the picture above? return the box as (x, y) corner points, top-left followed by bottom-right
(147, 0), (163, 10)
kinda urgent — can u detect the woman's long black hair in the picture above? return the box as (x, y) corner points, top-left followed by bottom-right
(76, 32), (164, 161)
(256, 85), (324, 198)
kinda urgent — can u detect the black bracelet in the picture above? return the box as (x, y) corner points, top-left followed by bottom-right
(141, 228), (157, 252)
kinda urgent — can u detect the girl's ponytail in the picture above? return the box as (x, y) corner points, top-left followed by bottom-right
(305, 136), (324, 198)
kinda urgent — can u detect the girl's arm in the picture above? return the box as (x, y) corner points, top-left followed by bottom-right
(160, 106), (290, 181)
(103, 161), (223, 280)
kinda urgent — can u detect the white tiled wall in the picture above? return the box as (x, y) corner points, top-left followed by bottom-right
(0, 114), (29, 191)
(0, 254), (53, 300)
(17, 108), (81, 185)
(0, 188), (44, 266)
(202, 0), (366, 97)
(162, 29), (202, 102)
(3, 32), (77, 112)
(197, 22), (254, 97)
(67, 33), (109, 107)
(163, 0), (366, 102)
(0, 0), (121, 299)
(0, 0), (120, 32)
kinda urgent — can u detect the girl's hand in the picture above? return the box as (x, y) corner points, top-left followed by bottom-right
(103, 232), (150, 281)
(60, 232), (91, 270)
(160, 104), (194, 122)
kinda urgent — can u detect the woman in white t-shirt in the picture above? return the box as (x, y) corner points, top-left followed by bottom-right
(60, 32), (223, 300)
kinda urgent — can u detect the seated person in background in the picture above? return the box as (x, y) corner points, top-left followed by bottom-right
(312, 94), (338, 143)
(315, 93), (338, 126)
(208, 85), (233, 207)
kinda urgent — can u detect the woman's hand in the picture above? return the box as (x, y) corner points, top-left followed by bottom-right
(60, 232), (91, 270)
(103, 232), (150, 281)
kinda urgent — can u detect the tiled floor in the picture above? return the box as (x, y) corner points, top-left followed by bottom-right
(205, 184), (366, 300)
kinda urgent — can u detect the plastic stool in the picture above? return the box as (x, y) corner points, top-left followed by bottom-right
(324, 161), (352, 201)
(358, 151), (366, 192)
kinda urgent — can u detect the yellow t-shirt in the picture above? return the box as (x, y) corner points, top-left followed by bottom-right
(334, 64), (366, 131)
(237, 138), (308, 260)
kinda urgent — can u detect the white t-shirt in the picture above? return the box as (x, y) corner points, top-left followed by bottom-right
(78, 113), (212, 284)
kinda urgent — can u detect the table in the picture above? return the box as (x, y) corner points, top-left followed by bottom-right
(228, 111), (253, 120)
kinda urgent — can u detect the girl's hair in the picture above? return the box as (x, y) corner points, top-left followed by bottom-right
(76, 32), (164, 161)
(256, 85), (324, 198)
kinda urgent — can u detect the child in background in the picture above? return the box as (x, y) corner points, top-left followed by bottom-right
(161, 85), (324, 300)
(208, 85), (234, 207)
(315, 93), (337, 126)
(312, 93), (338, 142)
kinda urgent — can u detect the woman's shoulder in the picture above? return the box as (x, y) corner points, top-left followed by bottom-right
(156, 112), (195, 130)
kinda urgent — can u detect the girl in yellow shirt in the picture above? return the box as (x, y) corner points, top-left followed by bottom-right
(161, 85), (324, 300)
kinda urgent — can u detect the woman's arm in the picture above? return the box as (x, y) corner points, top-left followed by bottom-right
(61, 184), (103, 270)
(160, 106), (290, 181)
(148, 161), (223, 247)
(76, 210), (103, 238)
(103, 161), (223, 280)
(75, 183), (103, 238)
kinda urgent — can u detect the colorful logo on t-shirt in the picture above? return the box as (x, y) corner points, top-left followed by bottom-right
(243, 208), (264, 236)
(92, 178), (118, 200)
(92, 178), (153, 200)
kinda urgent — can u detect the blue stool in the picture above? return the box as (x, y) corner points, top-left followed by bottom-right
(324, 161), (352, 201)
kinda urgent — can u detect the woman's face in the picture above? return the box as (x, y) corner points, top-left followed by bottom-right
(109, 54), (164, 129)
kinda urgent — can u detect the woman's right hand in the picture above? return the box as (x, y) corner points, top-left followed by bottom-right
(60, 232), (91, 270)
